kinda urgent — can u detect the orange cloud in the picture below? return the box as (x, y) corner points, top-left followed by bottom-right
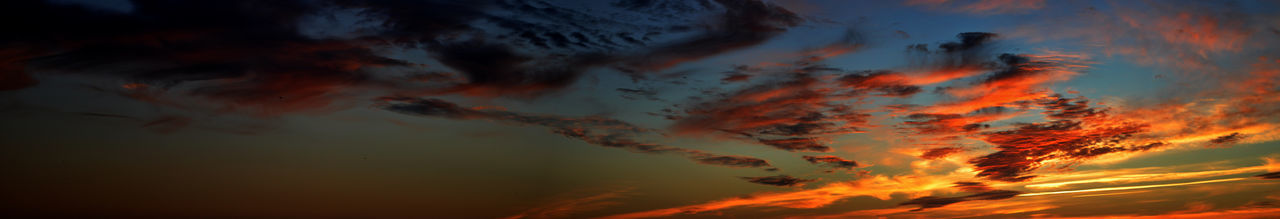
(1009, 1), (1261, 72)
(926, 52), (1090, 114)
(968, 94), (1165, 182)
(1105, 57), (1280, 150)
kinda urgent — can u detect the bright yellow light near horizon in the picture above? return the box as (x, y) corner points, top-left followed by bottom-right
(1018, 178), (1246, 197)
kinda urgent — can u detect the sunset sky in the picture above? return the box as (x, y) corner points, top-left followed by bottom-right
(3, 0), (1280, 218)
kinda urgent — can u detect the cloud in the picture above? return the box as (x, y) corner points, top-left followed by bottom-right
(377, 97), (774, 169)
(619, 0), (801, 73)
(920, 147), (967, 160)
(899, 107), (1011, 139)
(904, 32), (999, 74)
(952, 181), (993, 192)
(925, 52), (1091, 115)
(995, 2), (1280, 154)
(667, 71), (868, 152)
(2, 0), (810, 114)
(602, 174), (965, 218)
(694, 155), (774, 168)
(906, 0), (1046, 15)
(1106, 57), (1280, 148)
(1208, 132), (1247, 146)
(757, 138), (830, 152)
(802, 155), (858, 169)
(836, 70), (923, 97)
(1256, 172), (1280, 179)
(0, 0), (418, 115)
(1008, 1), (1265, 72)
(898, 190), (1022, 211)
(615, 88), (660, 101)
(969, 95), (1167, 182)
(662, 33), (877, 152)
(419, 40), (615, 97)
(740, 175), (816, 187)
(378, 0), (805, 95)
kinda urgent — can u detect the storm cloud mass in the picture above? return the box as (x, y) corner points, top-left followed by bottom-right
(3, 0), (1280, 218)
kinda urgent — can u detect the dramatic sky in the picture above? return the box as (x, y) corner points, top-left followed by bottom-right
(3, 0), (1280, 218)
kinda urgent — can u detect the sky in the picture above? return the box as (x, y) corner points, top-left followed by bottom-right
(2, 0), (1280, 218)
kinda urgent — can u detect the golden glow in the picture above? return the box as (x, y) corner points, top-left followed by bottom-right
(1018, 178), (1246, 197)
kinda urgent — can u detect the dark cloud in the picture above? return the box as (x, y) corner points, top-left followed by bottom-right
(619, 0), (801, 73)
(951, 181), (993, 192)
(385, 0), (803, 94)
(363, 0), (804, 96)
(1208, 132), (1246, 145)
(425, 40), (616, 97)
(1038, 94), (1101, 120)
(801, 155), (858, 169)
(1256, 172), (1280, 179)
(980, 53), (1059, 85)
(837, 70), (923, 97)
(2, 0), (807, 114)
(720, 65), (760, 83)
(964, 190), (1021, 200)
(898, 190), (1022, 211)
(616, 88), (657, 96)
(906, 32), (999, 70)
(1, 0), (411, 114)
(721, 73), (752, 83)
(920, 147), (966, 160)
(378, 97), (774, 169)
(940, 32), (998, 53)
(739, 175), (815, 187)
(694, 155), (773, 168)
(898, 196), (966, 211)
(612, 0), (715, 15)
(344, 0), (631, 96)
(757, 138), (830, 152)
(616, 88), (660, 101)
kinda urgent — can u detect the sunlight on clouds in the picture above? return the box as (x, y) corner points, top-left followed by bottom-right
(1019, 178), (1246, 197)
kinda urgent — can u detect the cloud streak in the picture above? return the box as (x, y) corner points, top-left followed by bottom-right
(377, 97), (774, 169)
